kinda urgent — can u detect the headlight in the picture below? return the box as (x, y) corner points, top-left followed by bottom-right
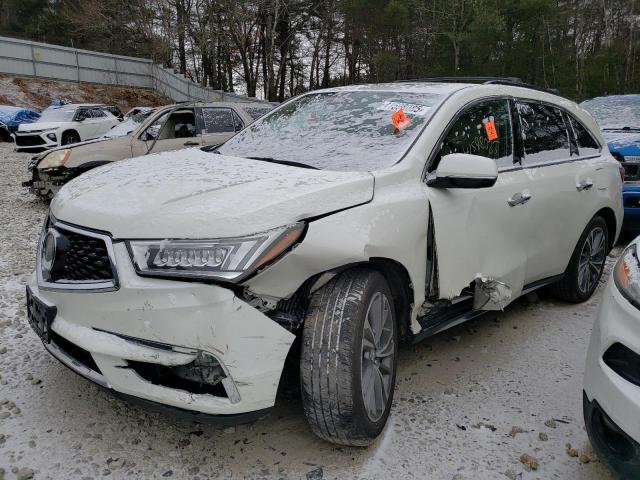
(614, 243), (640, 307)
(38, 149), (70, 170)
(127, 223), (305, 282)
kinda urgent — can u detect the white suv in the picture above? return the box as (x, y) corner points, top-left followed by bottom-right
(27, 81), (622, 445)
(15, 103), (120, 151)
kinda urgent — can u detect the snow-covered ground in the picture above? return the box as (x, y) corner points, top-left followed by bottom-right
(0, 141), (618, 479)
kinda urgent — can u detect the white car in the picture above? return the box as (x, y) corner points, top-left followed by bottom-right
(584, 239), (640, 477)
(27, 80), (622, 445)
(15, 103), (120, 152)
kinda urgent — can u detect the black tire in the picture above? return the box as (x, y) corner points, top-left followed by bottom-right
(61, 131), (80, 145)
(300, 268), (398, 446)
(551, 216), (609, 302)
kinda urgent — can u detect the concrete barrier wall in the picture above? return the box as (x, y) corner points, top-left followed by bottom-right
(0, 36), (258, 103)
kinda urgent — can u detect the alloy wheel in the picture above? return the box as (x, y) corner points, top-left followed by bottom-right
(360, 291), (395, 422)
(578, 226), (606, 294)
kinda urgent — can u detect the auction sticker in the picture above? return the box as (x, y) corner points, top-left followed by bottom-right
(379, 101), (431, 116)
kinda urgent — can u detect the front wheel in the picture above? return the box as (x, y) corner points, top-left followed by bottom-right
(300, 268), (397, 446)
(61, 131), (80, 146)
(551, 216), (609, 302)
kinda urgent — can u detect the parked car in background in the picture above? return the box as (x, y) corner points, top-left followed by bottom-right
(582, 95), (640, 231)
(23, 102), (274, 198)
(14, 103), (120, 152)
(26, 80), (622, 445)
(0, 105), (40, 142)
(584, 237), (640, 478)
(102, 105), (124, 120)
(122, 106), (155, 120)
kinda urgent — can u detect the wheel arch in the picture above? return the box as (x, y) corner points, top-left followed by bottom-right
(266, 258), (415, 342)
(594, 207), (617, 251)
(61, 129), (81, 143)
(366, 258), (414, 342)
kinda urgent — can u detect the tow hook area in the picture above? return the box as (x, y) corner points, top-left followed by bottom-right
(127, 351), (240, 401)
(474, 275), (512, 310)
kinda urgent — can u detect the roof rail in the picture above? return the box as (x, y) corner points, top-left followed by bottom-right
(396, 76), (562, 97)
(396, 76), (524, 84)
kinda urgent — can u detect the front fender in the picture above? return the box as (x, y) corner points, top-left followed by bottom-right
(244, 179), (429, 334)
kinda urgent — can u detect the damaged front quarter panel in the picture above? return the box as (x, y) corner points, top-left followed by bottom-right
(244, 178), (431, 335)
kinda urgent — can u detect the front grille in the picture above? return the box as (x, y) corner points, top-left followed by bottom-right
(15, 134), (45, 147)
(58, 229), (113, 281)
(39, 219), (118, 290)
(623, 163), (640, 182)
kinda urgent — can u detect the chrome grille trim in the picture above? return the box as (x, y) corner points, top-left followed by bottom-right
(37, 217), (119, 292)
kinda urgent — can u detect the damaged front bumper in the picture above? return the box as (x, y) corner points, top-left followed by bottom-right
(22, 166), (78, 199)
(27, 242), (296, 421)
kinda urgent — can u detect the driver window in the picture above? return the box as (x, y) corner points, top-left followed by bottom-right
(144, 112), (169, 140)
(437, 99), (514, 169)
(143, 110), (196, 141)
(74, 108), (90, 122)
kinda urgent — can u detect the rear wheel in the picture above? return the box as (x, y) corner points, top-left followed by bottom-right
(551, 216), (609, 302)
(300, 268), (397, 446)
(61, 131), (80, 145)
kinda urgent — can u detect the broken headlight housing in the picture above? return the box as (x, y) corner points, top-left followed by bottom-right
(38, 149), (70, 170)
(614, 243), (640, 308)
(127, 223), (305, 283)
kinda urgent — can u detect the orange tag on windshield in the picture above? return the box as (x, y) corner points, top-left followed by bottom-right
(484, 120), (498, 140)
(391, 107), (411, 130)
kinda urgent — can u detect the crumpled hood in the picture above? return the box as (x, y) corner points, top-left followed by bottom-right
(51, 149), (374, 239)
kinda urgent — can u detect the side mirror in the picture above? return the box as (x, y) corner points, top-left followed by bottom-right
(426, 153), (498, 189)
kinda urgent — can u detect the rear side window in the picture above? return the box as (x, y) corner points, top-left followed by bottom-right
(517, 101), (571, 165)
(439, 99), (514, 169)
(567, 114), (600, 156)
(201, 108), (235, 133)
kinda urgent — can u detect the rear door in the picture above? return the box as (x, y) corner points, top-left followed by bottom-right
(516, 100), (600, 283)
(427, 98), (533, 308)
(197, 106), (243, 147)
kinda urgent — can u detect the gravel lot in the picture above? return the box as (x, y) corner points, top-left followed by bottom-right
(0, 142), (620, 479)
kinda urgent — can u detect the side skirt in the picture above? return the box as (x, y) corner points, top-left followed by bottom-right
(411, 274), (564, 345)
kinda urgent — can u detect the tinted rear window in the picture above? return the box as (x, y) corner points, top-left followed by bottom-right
(517, 101), (571, 165)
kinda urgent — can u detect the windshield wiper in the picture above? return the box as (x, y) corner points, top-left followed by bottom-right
(603, 127), (640, 132)
(245, 156), (319, 170)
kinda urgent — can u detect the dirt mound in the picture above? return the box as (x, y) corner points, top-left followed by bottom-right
(0, 74), (170, 112)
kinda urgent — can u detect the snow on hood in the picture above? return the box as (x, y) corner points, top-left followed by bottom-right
(51, 149), (375, 239)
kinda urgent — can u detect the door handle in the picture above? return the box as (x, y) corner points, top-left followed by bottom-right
(508, 190), (532, 207)
(576, 179), (594, 191)
(183, 141), (199, 146)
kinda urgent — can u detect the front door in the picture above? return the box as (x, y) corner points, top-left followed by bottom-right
(426, 98), (532, 309)
(131, 108), (200, 157)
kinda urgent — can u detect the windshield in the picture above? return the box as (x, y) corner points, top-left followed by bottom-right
(38, 107), (76, 123)
(582, 96), (640, 129)
(218, 91), (444, 171)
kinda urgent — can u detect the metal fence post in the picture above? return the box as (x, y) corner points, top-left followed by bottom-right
(75, 49), (80, 83)
(29, 44), (37, 77)
(114, 58), (119, 85)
